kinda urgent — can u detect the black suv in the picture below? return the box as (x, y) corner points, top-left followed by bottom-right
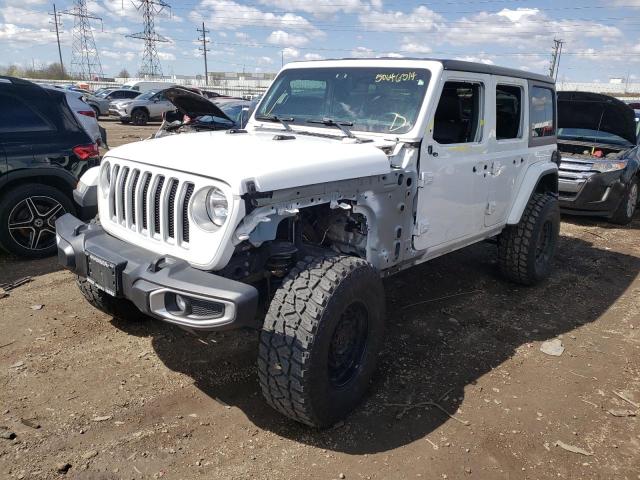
(0, 77), (100, 258)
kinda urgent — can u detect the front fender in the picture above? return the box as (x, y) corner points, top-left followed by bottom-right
(506, 162), (558, 225)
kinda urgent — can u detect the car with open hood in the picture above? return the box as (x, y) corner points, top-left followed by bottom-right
(56, 58), (560, 427)
(153, 87), (253, 138)
(558, 91), (639, 224)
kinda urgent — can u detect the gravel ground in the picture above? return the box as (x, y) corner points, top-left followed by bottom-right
(0, 118), (638, 480)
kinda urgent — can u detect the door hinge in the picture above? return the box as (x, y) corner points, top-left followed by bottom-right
(486, 201), (496, 215)
(414, 220), (430, 235)
(418, 171), (434, 188)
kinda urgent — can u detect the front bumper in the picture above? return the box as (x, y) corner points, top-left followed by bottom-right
(559, 170), (626, 217)
(55, 214), (259, 332)
(109, 108), (130, 120)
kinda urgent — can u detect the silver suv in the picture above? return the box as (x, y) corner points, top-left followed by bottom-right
(109, 89), (176, 125)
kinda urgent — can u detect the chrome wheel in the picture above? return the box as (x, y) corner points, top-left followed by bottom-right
(8, 196), (65, 251)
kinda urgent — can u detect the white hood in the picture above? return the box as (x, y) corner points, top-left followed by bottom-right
(105, 129), (392, 194)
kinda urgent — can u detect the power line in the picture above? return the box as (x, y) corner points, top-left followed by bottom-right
(49, 3), (65, 76)
(549, 38), (564, 80)
(197, 22), (210, 85)
(127, 0), (171, 78)
(62, 0), (104, 80)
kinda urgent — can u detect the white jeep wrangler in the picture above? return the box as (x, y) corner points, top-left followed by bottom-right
(57, 59), (560, 427)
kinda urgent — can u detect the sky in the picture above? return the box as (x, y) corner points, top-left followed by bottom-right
(0, 0), (639, 82)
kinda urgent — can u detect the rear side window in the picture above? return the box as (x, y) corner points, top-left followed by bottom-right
(0, 93), (54, 133)
(530, 86), (555, 138)
(123, 91), (139, 99)
(496, 85), (522, 140)
(433, 81), (483, 144)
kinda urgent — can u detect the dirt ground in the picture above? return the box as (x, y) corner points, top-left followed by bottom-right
(1, 118), (639, 480)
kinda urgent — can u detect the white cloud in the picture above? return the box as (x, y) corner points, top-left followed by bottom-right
(158, 52), (176, 61)
(259, 56), (274, 64)
(351, 46), (374, 58)
(282, 47), (299, 59)
(381, 52), (404, 58)
(304, 53), (323, 60)
(358, 6), (444, 33)
(453, 55), (495, 65)
(258, 0), (370, 18)
(442, 8), (622, 47)
(192, 0), (325, 38)
(399, 40), (432, 54)
(266, 30), (309, 47)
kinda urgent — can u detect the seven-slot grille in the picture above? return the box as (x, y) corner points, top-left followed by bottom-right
(106, 163), (194, 246)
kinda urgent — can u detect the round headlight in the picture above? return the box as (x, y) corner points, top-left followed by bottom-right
(205, 187), (228, 227)
(191, 186), (230, 232)
(99, 161), (111, 196)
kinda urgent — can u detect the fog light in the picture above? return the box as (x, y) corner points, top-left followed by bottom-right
(174, 294), (191, 316)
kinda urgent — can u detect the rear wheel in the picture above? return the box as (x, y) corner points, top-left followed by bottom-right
(258, 253), (385, 427)
(610, 177), (638, 225)
(497, 193), (560, 285)
(0, 184), (74, 258)
(91, 105), (100, 119)
(131, 108), (149, 126)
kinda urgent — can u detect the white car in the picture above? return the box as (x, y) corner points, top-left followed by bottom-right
(44, 87), (102, 145)
(57, 58), (560, 427)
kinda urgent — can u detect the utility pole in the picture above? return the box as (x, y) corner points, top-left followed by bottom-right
(62, 0), (104, 80)
(197, 22), (210, 85)
(281, 49), (284, 68)
(549, 38), (564, 81)
(49, 3), (65, 77)
(127, 0), (171, 78)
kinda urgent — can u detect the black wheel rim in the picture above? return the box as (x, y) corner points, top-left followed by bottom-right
(8, 196), (65, 251)
(535, 220), (553, 267)
(328, 301), (369, 388)
(133, 111), (146, 123)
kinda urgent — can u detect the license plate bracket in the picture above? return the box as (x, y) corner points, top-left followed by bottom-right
(86, 254), (122, 296)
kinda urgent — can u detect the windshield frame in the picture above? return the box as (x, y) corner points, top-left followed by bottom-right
(251, 61), (437, 139)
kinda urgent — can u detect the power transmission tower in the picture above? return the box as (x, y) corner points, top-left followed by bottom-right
(49, 3), (65, 77)
(64, 0), (104, 80)
(197, 22), (210, 85)
(127, 0), (171, 78)
(549, 38), (564, 80)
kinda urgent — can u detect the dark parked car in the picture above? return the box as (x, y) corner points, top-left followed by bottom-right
(0, 76), (100, 258)
(558, 91), (640, 224)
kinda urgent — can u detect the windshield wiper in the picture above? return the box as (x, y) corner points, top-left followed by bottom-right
(255, 114), (293, 131)
(306, 118), (356, 139)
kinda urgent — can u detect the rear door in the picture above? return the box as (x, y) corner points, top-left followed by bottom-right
(485, 76), (529, 227)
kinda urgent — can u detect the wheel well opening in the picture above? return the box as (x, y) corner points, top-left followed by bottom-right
(535, 172), (558, 195)
(1, 176), (74, 202)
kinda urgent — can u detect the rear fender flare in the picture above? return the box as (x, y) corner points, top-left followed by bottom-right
(506, 163), (558, 225)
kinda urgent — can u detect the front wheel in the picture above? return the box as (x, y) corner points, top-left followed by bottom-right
(610, 177), (638, 225)
(76, 277), (143, 321)
(258, 254), (386, 427)
(497, 193), (560, 285)
(0, 184), (74, 258)
(131, 109), (149, 126)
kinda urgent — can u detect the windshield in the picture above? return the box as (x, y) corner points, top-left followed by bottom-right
(256, 67), (430, 134)
(558, 127), (632, 147)
(136, 90), (157, 101)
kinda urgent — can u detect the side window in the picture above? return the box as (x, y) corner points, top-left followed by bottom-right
(124, 91), (139, 99)
(433, 81), (482, 144)
(496, 85), (522, 140)
(530, 87), (555, 138)
(0, 93), (54, 133)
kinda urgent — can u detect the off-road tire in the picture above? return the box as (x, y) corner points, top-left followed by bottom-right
(76, 277), (143, 321)
(0, 183), (74, 258)
(131, 108), (149, 126)
(497, 193), (560, 285)
(610, 177), (638, 225)
(258, 253), (386, 427)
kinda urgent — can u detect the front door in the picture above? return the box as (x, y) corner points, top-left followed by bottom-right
(413, 73), (492, 251)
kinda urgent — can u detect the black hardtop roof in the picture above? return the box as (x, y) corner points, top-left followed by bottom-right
(289, 57), (555, 85)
